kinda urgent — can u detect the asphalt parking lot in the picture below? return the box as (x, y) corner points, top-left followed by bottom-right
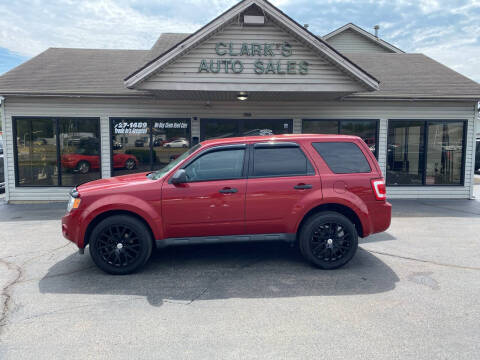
(0, 187), (479, 359)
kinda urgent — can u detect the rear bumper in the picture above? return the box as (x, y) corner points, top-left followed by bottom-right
(369, 201), (392, 235)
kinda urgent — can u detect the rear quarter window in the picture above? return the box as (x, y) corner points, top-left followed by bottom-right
(312, 142), (371, 174)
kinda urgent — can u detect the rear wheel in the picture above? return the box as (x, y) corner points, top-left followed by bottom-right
(299, 211), (358, 269)
(89, 215), (153, 275)
(76, 161), (90, 174)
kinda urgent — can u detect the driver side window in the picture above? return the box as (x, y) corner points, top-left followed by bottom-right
(184, 149), (245, 182)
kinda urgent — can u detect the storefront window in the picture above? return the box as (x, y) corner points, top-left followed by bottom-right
(425, 122), (464, 185)
(152, 119), (190, 171)
(302, 119), (379, 157)
(59, 118), (101, 186)
(14, 117), (100, 186)
(302, 120), (338, 135)
(201, 119), (292, 140)
(387, 121), (424, 185)
(387, 120), (465, 186)
(16, 118), (57, 186)
(340, 121), (378, 155)
(111, 118), (190, 176)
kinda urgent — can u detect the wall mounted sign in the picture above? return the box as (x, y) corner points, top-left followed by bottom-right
(114, 121), (188, 134)
(198, 41), (309, 75)
(114, 122), (148, 134)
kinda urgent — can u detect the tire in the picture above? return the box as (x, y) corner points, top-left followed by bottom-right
(182, 144), (187, 148)
(125, 159), (136, 170)
(299, 211), (358, 270)
(89, 215), (153, 275)
(166, 144), (171, 148)
(76, 161), (90, 174)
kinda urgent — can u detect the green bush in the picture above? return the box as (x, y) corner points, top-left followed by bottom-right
(125, 149), (156, 163)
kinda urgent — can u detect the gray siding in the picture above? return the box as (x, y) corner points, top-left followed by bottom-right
(326, 29), (394, 53)
(2, 97), (476, 201)
(138, 19), (366, 93)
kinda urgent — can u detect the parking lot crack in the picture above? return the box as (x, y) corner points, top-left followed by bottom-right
(366, 249), (480, 271)
(0, 259), (23, 337)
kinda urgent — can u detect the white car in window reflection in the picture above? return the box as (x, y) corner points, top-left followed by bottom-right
(163, 139), (189, 148)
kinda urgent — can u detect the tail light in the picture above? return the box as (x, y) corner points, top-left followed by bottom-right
(371, 178), (387, 201)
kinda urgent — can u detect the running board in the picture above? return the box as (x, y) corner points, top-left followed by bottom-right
(156, 233), (296, 248)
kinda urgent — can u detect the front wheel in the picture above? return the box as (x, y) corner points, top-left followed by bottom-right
(76, 161), (90, 174)
(125, 158), (136, 170)
(89, 215), (153, 275)
(299, 211), (358, 269)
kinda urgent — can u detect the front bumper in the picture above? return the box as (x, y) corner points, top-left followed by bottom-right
(62, 210), (84, 248)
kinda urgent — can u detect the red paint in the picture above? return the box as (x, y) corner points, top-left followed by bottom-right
(62, 134), (391, 249)
(61, 153), (138, 171)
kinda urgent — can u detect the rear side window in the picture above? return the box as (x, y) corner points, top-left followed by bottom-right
(253, 146), (314, 177)
(312, 142), (371, 174)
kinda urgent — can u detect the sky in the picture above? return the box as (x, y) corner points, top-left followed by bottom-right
(0, 0), (479, 81)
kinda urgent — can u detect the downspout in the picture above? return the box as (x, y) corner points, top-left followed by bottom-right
(0, 95), (9, 202)
(470, 102), (479, 199)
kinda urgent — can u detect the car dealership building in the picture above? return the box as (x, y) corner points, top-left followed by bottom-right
(0, 0), (479, 202)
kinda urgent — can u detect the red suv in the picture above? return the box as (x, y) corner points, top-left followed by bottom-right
(62, 134), (391, 275)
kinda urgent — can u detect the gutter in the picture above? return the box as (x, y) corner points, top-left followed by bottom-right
(0, 92), (155, 98)
(343, 95), (480, 102)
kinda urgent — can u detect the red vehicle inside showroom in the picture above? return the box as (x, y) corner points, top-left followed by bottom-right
(62, 134), (391, 275)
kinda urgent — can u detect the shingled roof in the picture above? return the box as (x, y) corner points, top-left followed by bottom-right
(0, 33), (479, 100)
(0, 48), (150, 96)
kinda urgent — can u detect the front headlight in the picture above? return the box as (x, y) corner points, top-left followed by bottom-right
(67, 196), (74, 213)
(66, 187), (81, 213)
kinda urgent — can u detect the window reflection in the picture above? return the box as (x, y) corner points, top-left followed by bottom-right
(426, 122), (464, 185)
(60, 118), (101, 186)
(302, 120), (338, 135)
(387, 120), (465, 186)
(16, 118), (58, 186)
(387, 121), (425, 185)
(340, 121), (377, 155)
(201, 119), (292, 140)
(111, 118), (190, 176)
(302, 119), (378, 157)
(152, 120), (190, 171)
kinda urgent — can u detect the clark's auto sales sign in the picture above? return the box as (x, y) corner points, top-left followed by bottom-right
(198, 41), (309, 75)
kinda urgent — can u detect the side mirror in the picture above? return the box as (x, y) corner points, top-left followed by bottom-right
(171, 169), (187, 184)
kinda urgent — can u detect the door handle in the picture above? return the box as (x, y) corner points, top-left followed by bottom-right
(219, 187), (238, 194)
(294, 184), (312, 190)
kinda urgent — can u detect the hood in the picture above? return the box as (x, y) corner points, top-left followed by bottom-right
(77, 172), (153, 194)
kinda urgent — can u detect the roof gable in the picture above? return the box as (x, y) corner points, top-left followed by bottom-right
(323, 23), (404, 54)
(124, 0), (379, 92)
(136, 17), (371, 93)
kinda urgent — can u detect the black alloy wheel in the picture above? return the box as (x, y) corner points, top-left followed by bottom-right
(125, 159), (136, 170)
(89, 215), (152, 275)
(76, 161), (91, 174)
(299, 211), (358, 269)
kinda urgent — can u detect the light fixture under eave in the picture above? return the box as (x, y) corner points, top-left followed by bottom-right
(237, 92), (248, 101)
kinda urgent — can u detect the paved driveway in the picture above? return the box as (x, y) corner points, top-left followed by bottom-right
(0, 189), (479, 359)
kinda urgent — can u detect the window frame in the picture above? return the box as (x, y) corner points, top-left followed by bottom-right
(248, 142), (316, 179)
(173, 144), (248, 183)
(110, 117), (191, 176)
(13, 116), (101, 188)
(387, 119), (468, 187)
(302, 119), (380, 158)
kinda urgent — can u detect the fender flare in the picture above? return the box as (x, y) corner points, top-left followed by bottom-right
(79, 195), (162, 247)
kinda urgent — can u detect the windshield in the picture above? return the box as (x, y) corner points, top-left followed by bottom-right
(150, 143), (201, 180)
